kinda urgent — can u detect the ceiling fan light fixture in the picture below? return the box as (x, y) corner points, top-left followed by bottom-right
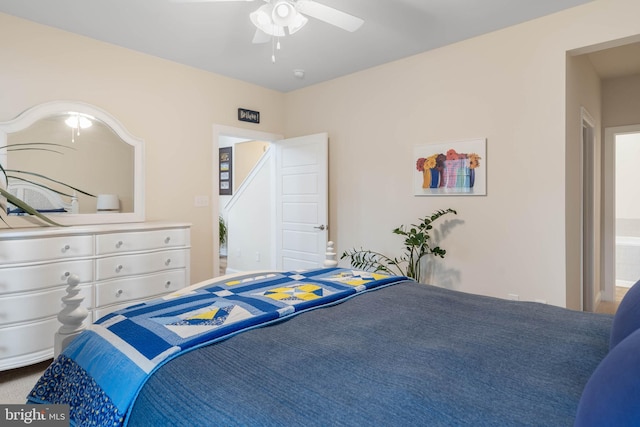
(250, 4), (286, 37)
(250, 4), (271, 27)
(65, 114), (92, 129)
(65, 112), (93, 143)
(271, 1), (308, 34)
(271, 1), (294, 26)
(251, 1), (307, 38)
(287, 13), (308, 34)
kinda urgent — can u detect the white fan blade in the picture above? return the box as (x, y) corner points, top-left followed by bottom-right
(296, 0), (363, 32)
(252, 28), (271, 44)
(169, 0), (255, 3)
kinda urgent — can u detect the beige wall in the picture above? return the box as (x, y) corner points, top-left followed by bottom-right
(234, 140), (270, 192)
(225, 152), (274, 273)
(284, 0), (640, 307)
(3, 0), (640, 307)
(602, 74), (640, 128)
(0, 13), (285, 284)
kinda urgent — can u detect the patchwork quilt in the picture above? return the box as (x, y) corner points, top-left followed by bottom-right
(27, 268), (408, 427)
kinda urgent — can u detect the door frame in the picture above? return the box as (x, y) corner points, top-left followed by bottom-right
(580, 107), (598, 311)
(212, 124), (283, 277)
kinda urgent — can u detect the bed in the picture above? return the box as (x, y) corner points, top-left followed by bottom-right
(5, 180), (77, 215)
(26, 267), (640, 426)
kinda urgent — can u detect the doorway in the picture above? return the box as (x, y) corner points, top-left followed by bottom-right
(603, 125), (640, 310)
(213, 125), (283, 277)
(212, 126), (329, 276)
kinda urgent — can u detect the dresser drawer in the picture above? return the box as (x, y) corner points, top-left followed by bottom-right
(0, 317), (58, 362)
(95, 270), (187, 309)
(96, 249), (187, 281)
(0, 285), (92, 326)
(0, 260), (93, 294)
(0, 235), (93, 265)
(96, 228), (189, 255)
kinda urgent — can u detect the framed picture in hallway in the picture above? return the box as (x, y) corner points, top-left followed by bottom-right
(413, 138), (486, 196)
(219, 147), (232, 195)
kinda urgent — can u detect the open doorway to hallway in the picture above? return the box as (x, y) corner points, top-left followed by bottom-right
(213, 125), (283, 278)
(214, 128), (330, 277)
(601, 125), (640, 314)
(218, 136), (271, 275)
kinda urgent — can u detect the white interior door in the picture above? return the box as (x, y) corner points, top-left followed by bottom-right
(274, 133), (328, 270)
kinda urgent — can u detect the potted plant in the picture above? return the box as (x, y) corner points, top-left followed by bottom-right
(219, 215), (227, 246)
(341, 208), (457, 283)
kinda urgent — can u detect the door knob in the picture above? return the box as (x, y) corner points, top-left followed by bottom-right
(314, 225), (326, 231)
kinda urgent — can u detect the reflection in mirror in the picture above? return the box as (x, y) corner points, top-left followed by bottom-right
(8, 114), (134, 213)
(0, 101), (144, 225)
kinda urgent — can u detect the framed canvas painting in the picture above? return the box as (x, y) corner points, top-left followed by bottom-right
(414, 138), (486, 196)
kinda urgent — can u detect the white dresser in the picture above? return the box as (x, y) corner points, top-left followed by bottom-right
(0, 222), (191, 371)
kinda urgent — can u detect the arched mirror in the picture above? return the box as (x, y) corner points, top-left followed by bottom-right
(0, 101), (144, 226)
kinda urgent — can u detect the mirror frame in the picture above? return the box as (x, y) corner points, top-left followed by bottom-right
(0, 100), (145, 226)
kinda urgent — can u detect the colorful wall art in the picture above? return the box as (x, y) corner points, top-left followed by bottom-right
(414, 138), (486, 196)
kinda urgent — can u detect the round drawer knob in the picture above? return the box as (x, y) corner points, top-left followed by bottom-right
(165, 281), (172, 288)
(165, 259), (172, 266)
(116, 289), (123, 297)
(115, 264), (124, 273)
(116, 241), (124, 248)
(62, 244), (71, 252)
(164, 237), (171, 244)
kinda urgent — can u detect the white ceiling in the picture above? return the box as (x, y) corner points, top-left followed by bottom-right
(2, 0), (636, 93)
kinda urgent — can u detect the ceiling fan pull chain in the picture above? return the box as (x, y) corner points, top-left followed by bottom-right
(271, 35), (276, 63)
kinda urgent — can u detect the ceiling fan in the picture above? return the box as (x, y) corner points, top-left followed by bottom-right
(172, 0), (364, 44)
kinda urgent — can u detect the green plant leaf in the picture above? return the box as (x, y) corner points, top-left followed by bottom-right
(219, 216), (228, 245)
(341, 208), (457, 282)
(0, 142), (93, 227)
(0, 187), (64, 226)
(7, 172), (96, 197)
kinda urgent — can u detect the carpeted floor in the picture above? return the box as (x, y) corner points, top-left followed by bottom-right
(0, 359), (51, 404)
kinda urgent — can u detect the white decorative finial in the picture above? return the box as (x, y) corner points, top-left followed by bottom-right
(70, 191), (79, 214)
(323, 241), (338, 268)
(54, 273), (88, 356)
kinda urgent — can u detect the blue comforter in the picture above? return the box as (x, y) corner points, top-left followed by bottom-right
(128, 279), (612, 426)
(27, 268), (406, 426)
